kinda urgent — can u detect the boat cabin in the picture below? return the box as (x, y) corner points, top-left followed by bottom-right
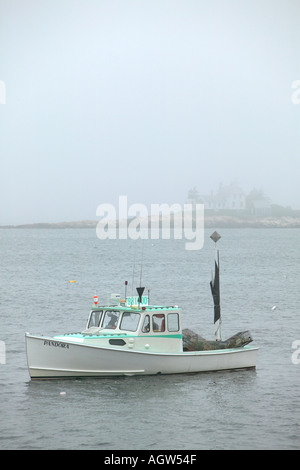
(81, 304), (183, 353)
(86, 306), (181, 333)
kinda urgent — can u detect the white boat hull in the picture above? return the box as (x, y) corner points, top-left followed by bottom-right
(25, 333), (258, 379)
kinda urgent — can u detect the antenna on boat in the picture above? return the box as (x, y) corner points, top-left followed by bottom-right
(124, 281), (128, 304)
(137, 240), (145, 308)
(210, 231), (222, 341)
(130, 243), (137, 306)
(139, 240), (144, 286)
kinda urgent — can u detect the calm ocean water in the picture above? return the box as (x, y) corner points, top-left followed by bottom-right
(0, 228), (299, 450)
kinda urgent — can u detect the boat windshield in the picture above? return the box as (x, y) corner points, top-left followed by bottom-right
(101, 310), (120, 329)
(88, 310), (103, 328)
(120, 312), (140, 332)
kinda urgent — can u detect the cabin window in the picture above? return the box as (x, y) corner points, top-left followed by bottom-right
(88, 310), (103, 328)
(142, 315), (150, 333)
(120, 312), (140, 332)
(102, 310), (120, 329)
(152, 314), (165, 332)
(167, 313), (179, 332)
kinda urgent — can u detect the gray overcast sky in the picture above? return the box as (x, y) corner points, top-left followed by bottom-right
(0, 0), (299, 224)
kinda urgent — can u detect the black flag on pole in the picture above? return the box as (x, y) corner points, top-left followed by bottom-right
(136, 287), (145, 304)
(210, 250), (221, 326)
(210, 231), (222, 340)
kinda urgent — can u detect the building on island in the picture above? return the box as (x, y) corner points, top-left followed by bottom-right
(187, 182), (246, 212)
(187, 183), (272, 217)
(246, 189), (272, 217)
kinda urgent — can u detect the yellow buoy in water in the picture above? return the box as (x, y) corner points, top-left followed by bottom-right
(69, 280), (76, 283)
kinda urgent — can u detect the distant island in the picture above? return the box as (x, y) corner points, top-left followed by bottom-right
(1, 182), (300, 229)
(1, 214), (300, 229)
(0, 220), (98, 229)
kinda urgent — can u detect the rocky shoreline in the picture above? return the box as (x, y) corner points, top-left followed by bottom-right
(204, 215), (300, 228)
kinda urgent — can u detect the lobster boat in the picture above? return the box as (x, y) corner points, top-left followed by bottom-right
(25, 232), (258, 379)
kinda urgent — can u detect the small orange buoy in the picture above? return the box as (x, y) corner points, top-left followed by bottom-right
(69, 280), (76, 283)
(93, 294), (98, 306)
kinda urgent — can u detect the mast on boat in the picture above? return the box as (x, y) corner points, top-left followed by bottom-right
(137, 240), (145, 308)
(210, 231), (222, 341)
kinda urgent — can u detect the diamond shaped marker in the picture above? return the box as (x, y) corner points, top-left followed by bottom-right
(210, 231), (221, 243)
